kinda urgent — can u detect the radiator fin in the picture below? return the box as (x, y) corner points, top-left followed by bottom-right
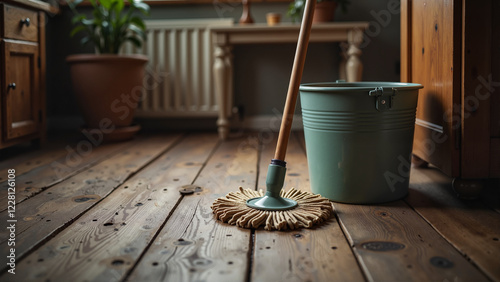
(123, 19), (233, 118)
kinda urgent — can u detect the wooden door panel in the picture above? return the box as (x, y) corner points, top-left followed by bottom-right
(460, 1), (492, 178)
(403, 0), (497, 179)
(2, 39), (40, 141)
(409, 0), (461, 177)
(491, 0), (500, 139)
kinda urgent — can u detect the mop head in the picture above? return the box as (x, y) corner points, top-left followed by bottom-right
(211, 187), (333, 231)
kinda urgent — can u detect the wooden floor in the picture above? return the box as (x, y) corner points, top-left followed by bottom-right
(0, 131), (499, 282)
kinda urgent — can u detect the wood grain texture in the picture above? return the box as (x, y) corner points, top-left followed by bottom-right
(128, 134), (257, 282)
(405, 0), (497, 179)
(491, 0), (500, 139)
(0, 136), (134, 211)
(460, 0), (492, 178)
(1, 132), (498, 281)
(0, 1), (47, 149)
(334, 198), (489, 281)
(2, 4), (38, 42)
(2, 134), (217, 281)
(37, 11), (47, 144)
(3, 39), (40, 140)
(252, 132), (364, 281)
(0, 134), (183, 272)
(407, 166), (500, 281)
(0, 142), (67, 178)
(1, 0), (54, 14)
(408, 0), (461, 177)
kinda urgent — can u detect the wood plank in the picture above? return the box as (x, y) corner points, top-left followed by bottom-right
(0, 134), (183, 272)
(0, 136), (135, 211)
(128, 135), (257, 281)
(251, 132), (364, 281)
(407, 166), (500, 281)
(491, 0), (500, 138)
(0, 142), (67, 178)
(333, 182), (490, 280)
(38, 11), (47, 145)
(460, 0), (492, 178)
(2, 0), (55, 14)
(2, 134), (218, 281)
(410, 0), (461, 177)
(0, 133), (79, 175)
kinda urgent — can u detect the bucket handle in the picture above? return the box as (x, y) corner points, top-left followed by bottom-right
(369, 87), (398, 111)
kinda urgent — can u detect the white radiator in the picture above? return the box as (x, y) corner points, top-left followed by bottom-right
(123, 19), (233, 118)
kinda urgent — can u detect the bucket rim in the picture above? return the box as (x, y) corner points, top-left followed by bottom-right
(300, 81), (423, 92)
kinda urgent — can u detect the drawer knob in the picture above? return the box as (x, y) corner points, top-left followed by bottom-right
(20, 18), (31, 27)
(7, 83), (16, 90)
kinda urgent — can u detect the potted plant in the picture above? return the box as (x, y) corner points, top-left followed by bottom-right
(66, 0), (150, 142)
(287, 0), (349, 23)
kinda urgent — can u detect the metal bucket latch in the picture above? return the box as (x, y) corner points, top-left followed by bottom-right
(369, 87), (398, 111)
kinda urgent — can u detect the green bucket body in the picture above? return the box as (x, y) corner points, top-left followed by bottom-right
(299, 82), (423, 204)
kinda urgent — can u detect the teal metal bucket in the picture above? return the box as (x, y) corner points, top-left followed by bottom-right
(299, 82), (423, 204)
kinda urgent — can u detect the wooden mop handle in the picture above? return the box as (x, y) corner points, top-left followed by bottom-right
(274, 0), (316, 161)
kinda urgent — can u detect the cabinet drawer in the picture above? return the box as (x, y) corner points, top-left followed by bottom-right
(1, 4), (38, 42)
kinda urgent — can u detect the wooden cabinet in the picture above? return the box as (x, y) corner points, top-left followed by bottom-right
(401, 0), (500, 186)
(0, 1), (49, 149)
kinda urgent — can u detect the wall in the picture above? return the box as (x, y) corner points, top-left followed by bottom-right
(45, 0), (401, 130)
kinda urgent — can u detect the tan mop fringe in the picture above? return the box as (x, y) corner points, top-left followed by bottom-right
(211, 187), (333, 231)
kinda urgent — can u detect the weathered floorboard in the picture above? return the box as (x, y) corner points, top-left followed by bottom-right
(0, 134), (183, 273)
(298, 131), (491, 280)
(0, 137), (136, 211)
(0, 141), (67, 180)
(128, 134), (258, 282)
(0, 132), (497, 281)
(334, 199), (490, 281)
(251, 133), (365, 282)
(407, 166), (500, 281)
(0, 133), (217, 281)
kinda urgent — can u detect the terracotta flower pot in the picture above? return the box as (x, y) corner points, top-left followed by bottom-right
(66, 54), (148, 141)
(313, 1), (338, 23)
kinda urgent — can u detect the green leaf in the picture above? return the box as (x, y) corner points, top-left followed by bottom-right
(71, 14), (86, 24)
(80, 36), (91, 46)
(109, 0), (119, 15)
(128, 24), (145, 39)
(131, 2), (150, 15)
(99, 0), (113, 10)
(81, 18), (96, 26)
(88, 0), (98, 8)
(130, 16), (146, 31)
(113, 0), (125, 14)
(67, 0), (150, 53)
(126, 36), (142, 48)
(70, 25), (87, 37)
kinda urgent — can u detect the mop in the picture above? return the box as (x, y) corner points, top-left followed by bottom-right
(211, 0), (333, 231)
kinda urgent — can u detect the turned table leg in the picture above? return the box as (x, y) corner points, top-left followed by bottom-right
(213, 44), (232, 140)
(338, 42), (348, 81)
(346, 28), (364, 82)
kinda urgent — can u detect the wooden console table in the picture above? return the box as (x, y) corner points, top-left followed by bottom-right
(211, 22), (369, 139)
